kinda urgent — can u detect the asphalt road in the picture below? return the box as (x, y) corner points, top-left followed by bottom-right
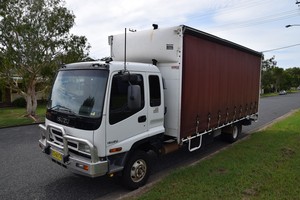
(1, 92), (300, 200)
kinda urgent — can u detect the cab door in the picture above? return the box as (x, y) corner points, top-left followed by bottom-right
(106, 72), (148, 152)
(147, 73), (164, 131)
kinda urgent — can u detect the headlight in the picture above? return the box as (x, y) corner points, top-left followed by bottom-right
(78, 143), (91, 154)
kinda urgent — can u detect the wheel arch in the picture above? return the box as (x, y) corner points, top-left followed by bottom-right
(128, 132), (164, 156)
(107, 133), (164, 172)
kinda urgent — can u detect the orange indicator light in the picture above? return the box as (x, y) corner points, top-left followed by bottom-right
(109, 147), (122, 153)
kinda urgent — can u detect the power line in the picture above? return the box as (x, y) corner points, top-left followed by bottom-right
(184, 1), (300, 32)
(208, 9), (300, 31)
(188, 0), (274, 23)
(217, 17), (298, 31)
(261, 43), (300, 52)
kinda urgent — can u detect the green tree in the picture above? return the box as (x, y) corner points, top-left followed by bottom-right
(273, 67), (284, 92)
(0, 0), (90, 119)
(285, 67), (300, 88)
(279, 70), (292, 91)
(261, 56), (277, 93)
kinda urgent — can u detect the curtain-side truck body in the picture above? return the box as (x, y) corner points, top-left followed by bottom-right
(39, 25), (262, 189)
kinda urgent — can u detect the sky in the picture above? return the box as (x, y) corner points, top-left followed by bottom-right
(65, 0), (300, 69)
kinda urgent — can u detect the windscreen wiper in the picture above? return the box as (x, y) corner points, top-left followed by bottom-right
(50, 105), (76, 115)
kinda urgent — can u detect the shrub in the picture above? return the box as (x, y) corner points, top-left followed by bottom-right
(12, 97), (26, 108)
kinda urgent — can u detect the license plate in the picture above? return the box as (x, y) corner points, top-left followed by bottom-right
(51, 149), (63, 162)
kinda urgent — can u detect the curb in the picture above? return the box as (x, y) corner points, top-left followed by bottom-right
(0, 122), (44, 130)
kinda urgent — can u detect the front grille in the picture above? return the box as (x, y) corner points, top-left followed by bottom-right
(52, 129), (62, 136)
(49, 128), (78, 149)
(48, 127), (91, 158)
(54, 136), (77, 148)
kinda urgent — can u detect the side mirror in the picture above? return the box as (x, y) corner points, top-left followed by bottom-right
(128, 85), (141, 110)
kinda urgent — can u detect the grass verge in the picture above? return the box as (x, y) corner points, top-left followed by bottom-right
(135, 110), (300, 200)
(0, 104), (46, 128)
(261, 90), (299, 98)
(260, 92), (278, 97)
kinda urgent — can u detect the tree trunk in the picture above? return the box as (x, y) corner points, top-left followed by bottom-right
(31, 82), (37, 116)
(26, 93), (32, 116)
(26, 80), (37, 117)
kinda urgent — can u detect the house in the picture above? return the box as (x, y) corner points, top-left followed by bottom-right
(0, 87), (11, 107)
(0, 77), (47, 107)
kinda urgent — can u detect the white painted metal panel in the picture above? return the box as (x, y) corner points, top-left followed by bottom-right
(110, 26), (182, 63)
(157, 63), (181, 138)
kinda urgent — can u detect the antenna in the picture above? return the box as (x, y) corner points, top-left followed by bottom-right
(123, 28), (137, 73)
(124, 28), (127, 72)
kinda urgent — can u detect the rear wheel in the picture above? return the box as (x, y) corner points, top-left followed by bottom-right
(222, 123), (242, 143)
(122, 150), (151, 190)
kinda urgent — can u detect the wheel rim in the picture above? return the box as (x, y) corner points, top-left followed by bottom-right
(130, 159), (147, 183)
(232, 126), (238, 139)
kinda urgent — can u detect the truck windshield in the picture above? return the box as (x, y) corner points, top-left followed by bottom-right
(48, 69), (108, 118)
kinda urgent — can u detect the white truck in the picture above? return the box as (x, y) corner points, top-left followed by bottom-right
(39, 25), (261, 189)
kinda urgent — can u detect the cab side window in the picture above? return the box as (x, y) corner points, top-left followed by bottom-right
(109, 74), (144, 124)
(149, 75), (161, 107)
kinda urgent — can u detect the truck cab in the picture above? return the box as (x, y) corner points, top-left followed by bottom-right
(39, 61), (164, 189)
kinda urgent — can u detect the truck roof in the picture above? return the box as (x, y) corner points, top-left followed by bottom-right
(109, 61), (160, 73)
(62, 61), (160, 73)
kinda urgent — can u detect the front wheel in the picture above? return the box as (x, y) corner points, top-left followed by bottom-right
(122, 150), (151, 190)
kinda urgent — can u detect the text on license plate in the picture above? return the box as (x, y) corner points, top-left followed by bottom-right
(51, 149), (63, 161)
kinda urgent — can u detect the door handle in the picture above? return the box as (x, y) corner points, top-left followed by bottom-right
(138, 115), (147, 123)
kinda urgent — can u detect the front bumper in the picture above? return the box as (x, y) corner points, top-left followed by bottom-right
(38, 124), (108, 177)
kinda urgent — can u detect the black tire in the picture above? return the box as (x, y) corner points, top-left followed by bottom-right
(122, 150), (151, 190)
(222, 123), (242, 143)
